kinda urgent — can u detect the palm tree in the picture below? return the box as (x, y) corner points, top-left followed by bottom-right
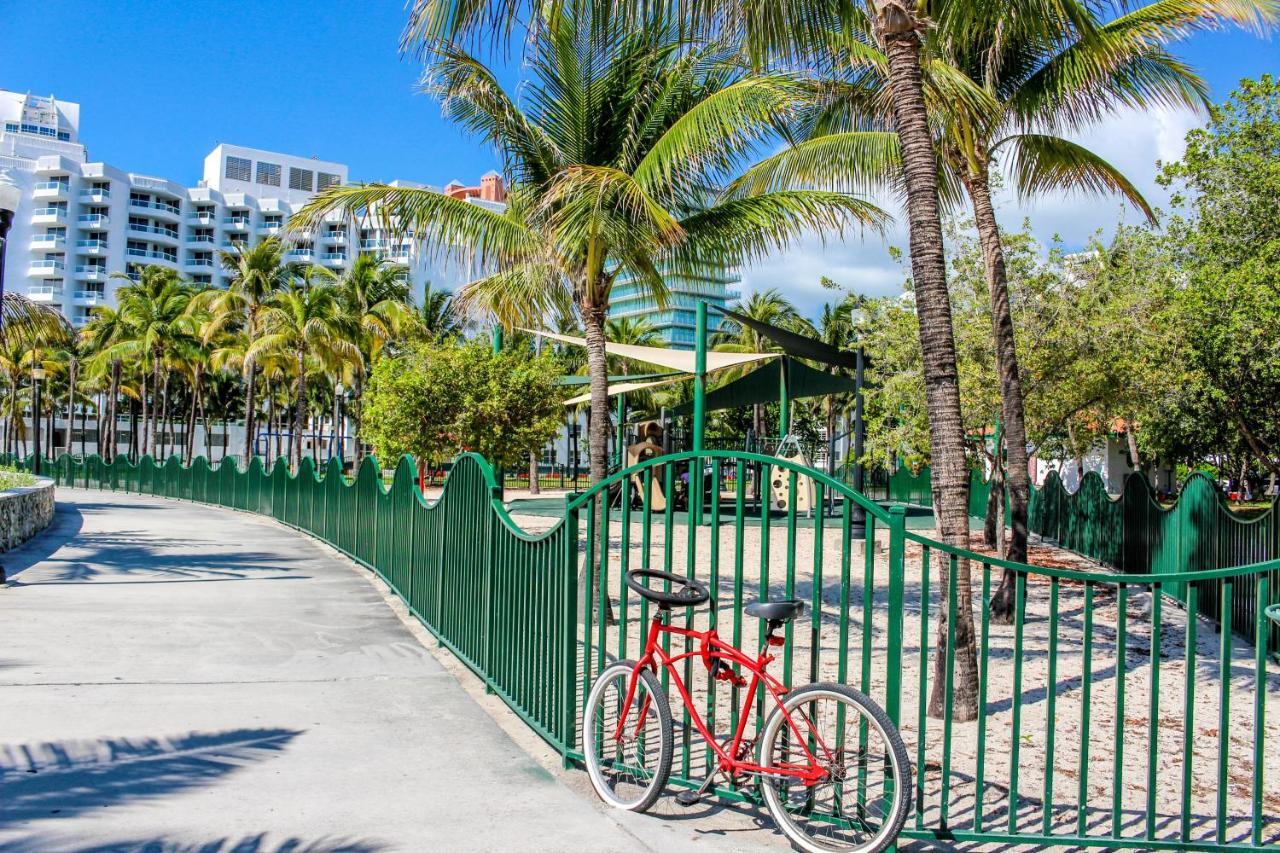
(81, 302), (132, 461)
(203, 238), (296, 463)
(295, 7), (884, 488)
(417, 282), (464, 342)
(713, 288), (807, 443)
(324, 253), (416, 468)
(105, 268), (197, 459)
(249, 283), (361, 470)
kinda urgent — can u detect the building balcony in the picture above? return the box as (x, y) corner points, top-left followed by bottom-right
(32, 181), (70, 200)
(320, 253), (347, 266)
(74, 266), (108, 281)
(257, 222), (284, 236)
(185, 234), (216, 246)
(288, 250), (314, 262)
(77, 239), (109, 254)
(323, 231), (346, 243)
(128, 223), (180, 241)
(78, 213), (109, 227)
(27, 286), (63, 302)
(81, 188), (111, 202)
(185, 258), (215, 269)
(224, 217), (251, 230)
(188, 212), (218, 226)
(388, 247), (410, 262)
(130, 198), (181, 218)
(359, 239), (386, 250)
(74, 290), (106, 305)
(70, 314), (90, 329)
(28, 260), (65, 276)
(30, 235), (66, 250)
(32, 209), (68, 225)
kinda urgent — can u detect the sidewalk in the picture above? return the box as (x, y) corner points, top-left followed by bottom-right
(0, 490), (785, 852)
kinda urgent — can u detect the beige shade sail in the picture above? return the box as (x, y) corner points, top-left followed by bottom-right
(523, 329), (778, 374)
(561, 374), (690, 407)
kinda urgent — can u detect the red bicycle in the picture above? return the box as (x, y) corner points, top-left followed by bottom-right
(583, 569), (911, 853)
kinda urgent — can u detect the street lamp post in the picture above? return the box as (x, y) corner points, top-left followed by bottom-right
(333, 382), (345, 466)
(31, 367), (46, 477)
(0, 169), (21, 319)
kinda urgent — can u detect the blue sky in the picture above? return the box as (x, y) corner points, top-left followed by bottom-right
(2, 2), (1276, 312)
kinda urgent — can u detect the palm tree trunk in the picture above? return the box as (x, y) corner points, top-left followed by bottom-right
(964, 172), (1032, 624)
(64, 357), (77, 456)
(186, 367), (202, 463)
(158, 369), (171, 461)
(106, 360), (120, 461)
(293, 352), (306, 470)
(879, 3), (979, 721)
(242, 367), (258, 465)
(266, 380), (277, 462)
(581, 297), (615, 625)
(352, 371), (365, 469)
(529, 450), (540, 495)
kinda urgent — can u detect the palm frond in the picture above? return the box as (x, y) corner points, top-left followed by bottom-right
(996, 133), (1156, 221)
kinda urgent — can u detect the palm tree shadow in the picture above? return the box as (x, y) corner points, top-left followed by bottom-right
(38, 834), (387, 852)
(0, 501), (85, 583)
(0, 728), (303, 826)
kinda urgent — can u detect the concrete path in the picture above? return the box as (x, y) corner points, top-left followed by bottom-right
(0, 490), (786, 853)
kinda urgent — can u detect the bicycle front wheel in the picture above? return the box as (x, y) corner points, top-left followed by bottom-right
(582, 659), (673, 812)
(759, 683), (911, 853)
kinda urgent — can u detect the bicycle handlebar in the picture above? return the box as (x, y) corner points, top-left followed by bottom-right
(625, 569), (710, 607)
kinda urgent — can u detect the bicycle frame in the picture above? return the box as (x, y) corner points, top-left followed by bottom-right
(613, 610), (834, 785)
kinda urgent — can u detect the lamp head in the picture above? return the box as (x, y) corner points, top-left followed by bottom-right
(32, 366), (46, 381)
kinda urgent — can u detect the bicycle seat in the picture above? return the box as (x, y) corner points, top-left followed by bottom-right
(745, 599), (805, 623)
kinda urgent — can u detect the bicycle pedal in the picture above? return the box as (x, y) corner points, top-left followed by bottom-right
(675, 790), (703, 807)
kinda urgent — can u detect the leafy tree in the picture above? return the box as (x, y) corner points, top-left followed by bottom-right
(362, 340), (564, 473)
(1152, 75), (1280, 477)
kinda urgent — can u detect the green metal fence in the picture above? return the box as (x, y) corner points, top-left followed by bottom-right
(24, 450), (1280, 850)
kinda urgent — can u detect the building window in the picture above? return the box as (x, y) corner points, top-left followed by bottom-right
(289, 168), (314, 192)
(317, 172), (340, 190)
(225, 156), (252, 182)
(3, 122), (16, 133)
(256, 161), (281, 187)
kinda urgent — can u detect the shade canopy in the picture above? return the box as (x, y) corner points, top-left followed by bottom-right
(523, 329), (778, 374)
(714, 306), (857, 369)
(561, 374), (690, 407)
(554, 371), (681, 387)
(671, 358), (857, 415)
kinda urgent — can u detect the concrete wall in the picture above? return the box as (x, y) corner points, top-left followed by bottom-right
(0, 478), (55, 553)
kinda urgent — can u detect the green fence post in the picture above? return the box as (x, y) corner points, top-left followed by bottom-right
(561, 495), (579, 767)
(692, 300), (707, 452)
(885, 505), (907, 723)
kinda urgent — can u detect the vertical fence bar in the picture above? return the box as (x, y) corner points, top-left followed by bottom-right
(1146, 584), (1162, 841)
(1216, 578), (1233, 844)
(1112, 584), (1128, 839)
(1252, 576), (1268, 846)
(1077, 583), (1094, 838)
(974, 565), (991, 832)
(1181, 582), (1199, 841)
(914, 547), (930, 829)
(1007, 570), (1026, 834)
(1043, 576), (1060, 836)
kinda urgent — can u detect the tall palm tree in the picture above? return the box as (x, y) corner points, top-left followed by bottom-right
(249, 283), (362, 469)
(323, 253), (416, 468)
(82, 302), (132, 461)
(203, 238), (296, 463)
(106, 268), (197, 458)
(294, 6), (884, 488)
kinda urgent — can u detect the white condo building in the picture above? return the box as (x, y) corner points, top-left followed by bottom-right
(0, 89), (502, 328)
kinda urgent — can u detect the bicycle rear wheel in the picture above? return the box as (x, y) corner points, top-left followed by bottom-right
(583, 659), (673, 812)
(759, 683), (910, 853)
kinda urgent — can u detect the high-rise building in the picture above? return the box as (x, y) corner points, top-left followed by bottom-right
(607, 270), (739, 349)
(0, 89), (497, 327)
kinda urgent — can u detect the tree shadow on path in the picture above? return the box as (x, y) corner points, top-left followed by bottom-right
(0, 728), (303, 826)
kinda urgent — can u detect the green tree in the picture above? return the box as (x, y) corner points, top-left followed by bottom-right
(295, 6), (882, 490)
(362, 340), (564, 473)
(1154, 75), (1280, 477)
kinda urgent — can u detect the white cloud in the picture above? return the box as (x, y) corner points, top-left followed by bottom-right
(738, 104), (1204, 317)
